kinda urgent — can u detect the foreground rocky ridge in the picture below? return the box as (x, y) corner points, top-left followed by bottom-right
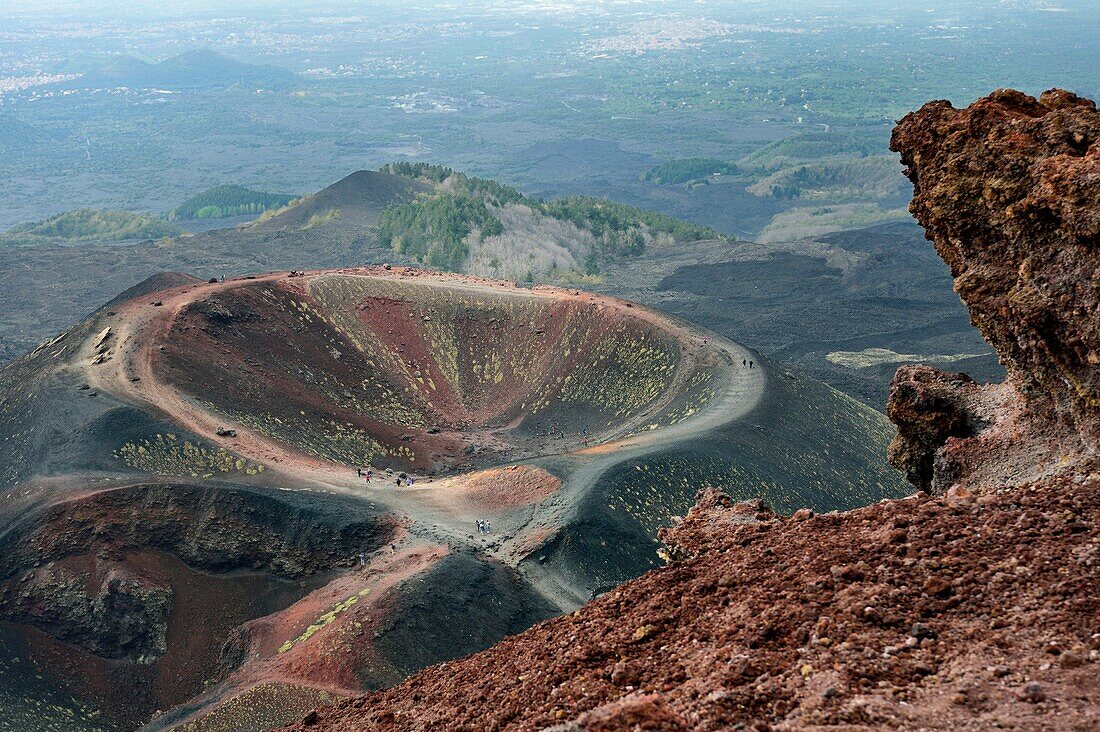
(287, 477), (1098, 731)
(284, 88), (1099, 730)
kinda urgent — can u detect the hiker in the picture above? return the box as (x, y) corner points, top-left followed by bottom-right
(485, 520), (491, 534)
(742, 359), (747, 367)
(390, 543), (396, 555)
(476, 519), (483, 534)
(358, 552), (366, 567)
(356, 468), (362, 478)
(365, 470), (372, 482)
(749, 360), (754, 369)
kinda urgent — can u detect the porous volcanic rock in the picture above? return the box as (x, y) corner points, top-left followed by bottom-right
(887, 88), (1099, 492)
(281, 89), (1100, 732)
(886, 366), (984, 492)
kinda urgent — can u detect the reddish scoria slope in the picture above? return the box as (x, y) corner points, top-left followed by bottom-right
(284, 89), (1100, 731)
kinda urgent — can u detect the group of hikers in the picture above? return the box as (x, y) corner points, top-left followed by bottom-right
(356, 542), (398, 568)
(539, 423), (590, 446)
(355, 467), (416, 487)
(476, 518), (492, 534)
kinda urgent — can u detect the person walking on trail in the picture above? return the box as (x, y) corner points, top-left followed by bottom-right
(358, 552), (366, 567)
(476, 519), (483, 534)
(749, 360), (754, 369)
(356, 468), (362, 478)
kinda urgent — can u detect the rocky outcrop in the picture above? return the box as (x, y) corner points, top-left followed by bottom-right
(1, 483), (395, 582)
(285, 471), (1099, 732)
(282, 89), (1100, 732)
(886, 89), (1099, 491)
(885, 366), (985, 491)
(0, 483), (396, 669)
(9, 564), (170, 663)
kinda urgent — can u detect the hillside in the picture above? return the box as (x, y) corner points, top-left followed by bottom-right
(284, 88), (1100, 732)
(167, 185), (297, 221)
(641, 158), (739, 186)
(375, 162), (724, 281)
(250, 163), (724, 284)
(248, 169), (431, 232)
(0, 208), (183, 246)
(739, 129), (887, 171)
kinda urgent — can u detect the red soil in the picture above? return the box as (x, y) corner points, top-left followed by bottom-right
(432, 465), (561, 511)
(283, 479), (1099, 732)
(163, 546), (447, 729)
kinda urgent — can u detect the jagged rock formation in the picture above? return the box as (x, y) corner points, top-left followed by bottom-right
(887, 88), (1098, 492)
(284, 89), (1099, 731)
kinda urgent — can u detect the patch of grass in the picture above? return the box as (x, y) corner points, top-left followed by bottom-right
(1, 209), (183, 246)
(278, 588), (371, 654)
(301, 208), (340, 230)
(167, 184), (297, 221)
(746, 156), (904, 201)
(114, 434), (265, 478)
(756, 203), (910, 244)
(740, 129), (885, 171)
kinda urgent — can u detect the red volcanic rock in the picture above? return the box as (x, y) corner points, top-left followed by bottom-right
(283, 473), (1099, 732)
(282, 89), (1100, 732)
(544, 693), (690, 731)
(891, 89), (1099, 438)
(886, 366), (984, 491)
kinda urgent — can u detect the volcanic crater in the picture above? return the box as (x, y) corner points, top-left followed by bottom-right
(155, 270), (708, 472)
(0, 266), (906, 731)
